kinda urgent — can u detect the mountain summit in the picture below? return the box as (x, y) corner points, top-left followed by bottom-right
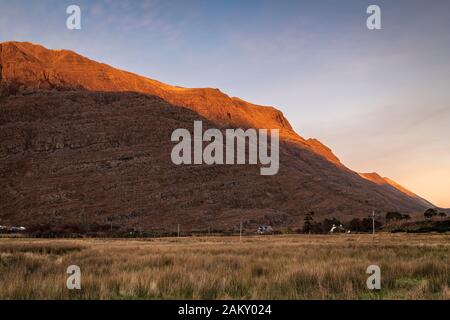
(0, 42), (434, 232)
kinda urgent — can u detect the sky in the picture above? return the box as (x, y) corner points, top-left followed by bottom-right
(0, 0), (449, 207)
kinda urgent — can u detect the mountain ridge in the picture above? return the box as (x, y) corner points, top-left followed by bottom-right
(0, 42), (296, 134)
(359, 172), (433, 208)
(0, 41), (348, 166)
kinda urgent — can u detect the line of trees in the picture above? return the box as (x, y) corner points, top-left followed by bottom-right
(384, 209), (447, 224)
(301, 212), (382, 234)
(302, 212), (343, 234)
(348, 218), (382, 232)
(424, 208), (447, 221)
(301, 208), (448, 234)
(385, 211), (411, 223)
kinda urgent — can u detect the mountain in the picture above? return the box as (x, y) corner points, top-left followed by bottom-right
(0, 41), (435, 233)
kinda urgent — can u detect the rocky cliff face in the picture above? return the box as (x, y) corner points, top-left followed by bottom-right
(0, 42), (433, 232)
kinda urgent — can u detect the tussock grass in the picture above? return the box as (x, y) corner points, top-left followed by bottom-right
(0, 234), (448, 299)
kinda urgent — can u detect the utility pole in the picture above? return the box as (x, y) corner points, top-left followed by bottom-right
(239, 221), (242, 242)
(371, 210), (376, 243)
(372, 210), (375, 235)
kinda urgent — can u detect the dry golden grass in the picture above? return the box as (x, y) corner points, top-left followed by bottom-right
(0, 233), (448, 300)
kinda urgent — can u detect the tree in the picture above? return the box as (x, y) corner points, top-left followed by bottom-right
(385, 211), (403, 223)
(424, 208), (438, 221)
(386, 212), (411, 223)
(438, 212), (447, 219)
(303, 211), (315, 234)
(361, 218), (382, 232)
(321, 217), (341, 233)
(347, 218), (381, 232)
(349, 218), (362, 232)
(311, 222), (324, 234)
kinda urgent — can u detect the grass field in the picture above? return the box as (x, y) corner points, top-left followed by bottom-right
(0, 233), (448, 300)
